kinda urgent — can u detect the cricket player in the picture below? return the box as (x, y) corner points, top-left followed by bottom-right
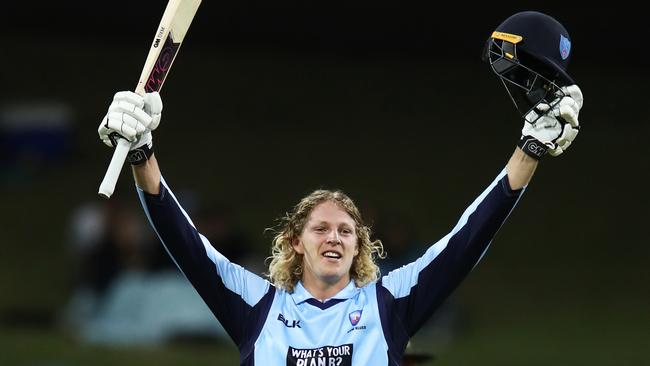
(97, 11), (583, 365)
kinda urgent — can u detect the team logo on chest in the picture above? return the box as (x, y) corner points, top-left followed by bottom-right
(348, 310), (362, 326)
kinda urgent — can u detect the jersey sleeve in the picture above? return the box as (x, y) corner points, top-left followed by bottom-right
(137, 177), (275, 346)
(378, 168), (524, 340)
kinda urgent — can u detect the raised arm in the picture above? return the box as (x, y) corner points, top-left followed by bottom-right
(377, 85), (584, 343)
(97, 91), (274, 347)
(378, 166), (524, 340)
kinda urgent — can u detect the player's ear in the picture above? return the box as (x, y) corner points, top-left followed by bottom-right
(292, 237), (304, 255)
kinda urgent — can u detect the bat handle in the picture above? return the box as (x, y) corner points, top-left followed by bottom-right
(98, 138), (131, 199)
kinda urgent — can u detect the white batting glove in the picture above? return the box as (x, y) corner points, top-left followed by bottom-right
(518, 85), (583, 159)
(98, 91), (163, 150)
(548, 85), (583, 156)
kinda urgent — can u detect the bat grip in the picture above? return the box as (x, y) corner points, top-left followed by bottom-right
(98, 138), (131, 199)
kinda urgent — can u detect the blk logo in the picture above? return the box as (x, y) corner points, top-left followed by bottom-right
(278, 313), (301, 328)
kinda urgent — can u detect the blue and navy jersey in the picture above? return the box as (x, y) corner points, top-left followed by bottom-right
(137, 168), (523, 365)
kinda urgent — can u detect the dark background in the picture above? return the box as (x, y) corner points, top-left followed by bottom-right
(1, 1), (648, 365)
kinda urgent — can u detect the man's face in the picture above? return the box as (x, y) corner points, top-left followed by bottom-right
(293, 201), (359, 289)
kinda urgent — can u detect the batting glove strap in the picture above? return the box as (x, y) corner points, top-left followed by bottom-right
(127, 143), (154, 165)
(517, 135), (548, 160)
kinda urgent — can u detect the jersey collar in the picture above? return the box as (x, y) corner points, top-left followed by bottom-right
(291, 280), (359, 306)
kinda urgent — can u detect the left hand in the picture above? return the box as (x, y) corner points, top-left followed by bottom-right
(521, 85), (583, 157)
(548, 85), (583, 156)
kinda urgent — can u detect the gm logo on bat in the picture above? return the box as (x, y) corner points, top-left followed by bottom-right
(153, 26), (166, 48)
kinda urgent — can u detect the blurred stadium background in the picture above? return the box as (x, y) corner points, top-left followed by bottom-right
(2, 1), (648, 365)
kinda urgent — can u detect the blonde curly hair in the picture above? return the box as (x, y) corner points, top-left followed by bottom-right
(267, 189), (385, 293)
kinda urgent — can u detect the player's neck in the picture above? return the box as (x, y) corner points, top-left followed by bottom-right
(300, 273), (351, 302)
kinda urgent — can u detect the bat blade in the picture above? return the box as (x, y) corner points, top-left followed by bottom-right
(136, 0), (202, 95)
(142, 35), (181, 93)
(98, 0), (201, 199)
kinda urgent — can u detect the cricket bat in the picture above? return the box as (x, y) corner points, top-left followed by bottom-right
(98, 0), (202, 199)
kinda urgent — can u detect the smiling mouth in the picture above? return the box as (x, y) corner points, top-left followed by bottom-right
(322, 251), (342, 260)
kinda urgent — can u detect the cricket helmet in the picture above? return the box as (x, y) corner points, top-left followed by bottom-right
(483, 11), (575, 121)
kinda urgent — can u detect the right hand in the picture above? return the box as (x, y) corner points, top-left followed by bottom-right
(98, 91), (163, 149)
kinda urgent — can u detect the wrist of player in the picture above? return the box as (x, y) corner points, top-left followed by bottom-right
(127, 131), (154, 165)
(517, 135), (551, 160)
